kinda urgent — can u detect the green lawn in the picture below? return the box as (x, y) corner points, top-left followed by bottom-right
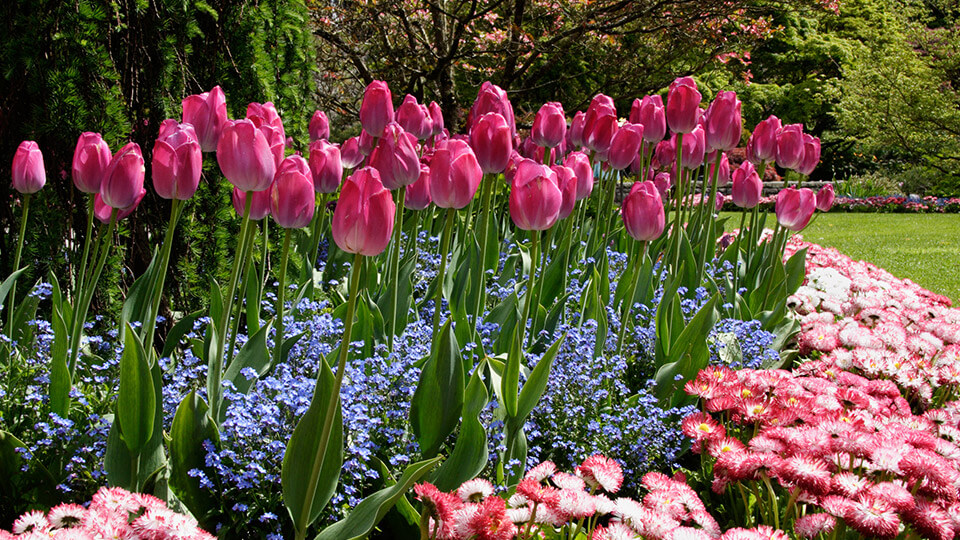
(722, 212), (960, 304)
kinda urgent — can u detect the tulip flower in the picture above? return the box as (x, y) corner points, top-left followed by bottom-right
(551, 165), (578, 220)
(100, 142), (145, 210)
(232, 187), (272, 220)
(308, 140), (342, 194)
(271, 164), (315, 229)
(469, 81), (515, 136)
(816, 184), (835, 212)
(12, 141), (45, 194)
(731, 161), (762, 209)
(396, 95), (433, 140)
(798, 135), (821, 176)
(247, 102), (286, 145)
(654, 172), (672, 200)
(152, 121), (202, 200)
(583, 99), (618, 154)
(509, 159), (562, 231)
(359, 81), (394, 138)
(470, 112), (513, 174)
(430, 139), (482, 209)
(622, 181), (664, 242)
(428, 101), (444, 137)
(704, 91), (742, 152)
(747, 115), (781, 165)
(309, 110), (330, 142)
(707, 152), (731, 186)
(680, 126), (706, 170)
(632, 95), (667, 143)
(776, 187), (817, 232)
(341, 136), (364, 169)
(182, 85), (227, 152)
(72, 133), (112, 194)
(776, 124), (806, 171)
(217, 119), (277, 193)
(333, 167), (395, 255)
(369, 123), (420, 190)
(564, 151), (594, 201)
(94, 189), (145, 223)
(359, 129), (375, 156)
(666, 77), (701, 134)
(504, 150), (523, 183)
(568, 111), (586, 148)
(532, 102), (566, 149)
(405, 165), (432, 210)
(607, 123), (644, 170)
(654, 139), (674, 170)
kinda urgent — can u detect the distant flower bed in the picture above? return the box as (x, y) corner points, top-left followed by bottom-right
(723, 194), (960, 213)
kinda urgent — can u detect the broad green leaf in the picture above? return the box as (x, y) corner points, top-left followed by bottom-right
(222, 320), (273, 400)
(654, 294), (720, 406)
(12, 285), (40, 346)
(244, 266), (262, 336)
(208, 278), (224, 336)
(502, 328), (520, 417)
(784, 247), (808, 295)
(160, 309), (204, 360)
(0, 267), (28, 320)
(488, 291), (518, 355)
(433, 369), (489, 491)
(49, 305), (71, 417)
(120, 248), (160, 332)
(515, 334), (564, 422)
(117, 323), (155, 454)
(169, 391), (220, 527)
(409, 321), (464, 458)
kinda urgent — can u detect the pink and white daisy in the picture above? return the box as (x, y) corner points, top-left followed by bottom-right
(793, 513), (836, 539)
(576, 455), (624, 494)
(457, 478), (495, 503)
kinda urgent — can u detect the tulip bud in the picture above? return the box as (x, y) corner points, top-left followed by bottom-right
(469, 81), (516, 136)
(95, 189), (145, 223)
(798, 135), (821, 176)
(232, 187), (272, 220)
(309, 110), (330, 142)
(666, 77), (701, 134)
(12, 141), (45, 194)
(731, 161), (762, 209)
(532, 102), (566, 149)
(101, 142), (145, 209)
(182, 85), (227, 152)
(775, 187), (816, 232)
(680, 126), (706, 170)
(270, 165), (316, 229)
(308, 140), (342, 194)
(369, 123), (420, 190)
(341, 136), (364, 169)
(607, 123), (644, 170)
(509, 159), (562, 231)
(359, 81), (394, 138)
(429, 139), (482, 209)
(568, 111), (586, 148)
(332, 167), (396, 255)
(708, 152), (732, 187)
(428, 101), (444, 137)
(551, 165), (578, 219)
(776, 124), (805, 171)
(632, 95), (667, 143)
(704, 91), (742, 152)
(217, 119), (277, 192)
(564, 151), (593, 201)
(152, 121), (202, 200)
(747, 115), (781, 165)
(405, 165), (432, 210)
(470, 112), (513, 174)
(621, 181), (665, 242)
(396, 95), (433, 140)
(654, 172), (672, 200)
(72, 133), (113, 194)
(816, 184), (835, 212)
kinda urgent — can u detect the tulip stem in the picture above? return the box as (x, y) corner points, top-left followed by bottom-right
(273, 229), (292, 367)
(671, 133), (685, 272)
(226, 218), (259, 369)
(732, 210), (748, 317)
(74, 196), (96, 314)
(617, 241), (648, 356)
(431, 208), (456, 346)
(141, 198), (183, 363)
(387, 187), (405, 352)
(307, 193), (330, 278)
(697, 152), (723, 283)
(296, 251), (363, 540)
(531, 226), (553, 335)
(69, 210), (117, 376)
(7, 193), (30, 345)
(519, 230), (540, 350)
(473, 175), (494, 330)
(560, 208), (577, 315)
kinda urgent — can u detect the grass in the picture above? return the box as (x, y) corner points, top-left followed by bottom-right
(722, 212), (960, 304)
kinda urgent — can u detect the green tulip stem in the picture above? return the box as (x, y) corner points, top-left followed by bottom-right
(7, 193), (30, 343)
(296, 251), (363, 540)
(560, 207), (577, 307)
(69, 209), (118, 375)
(74, 196), (96, 313)
(307, 193), (330, 277)
(141, 198), (184, 362)
(531, 226), (554, 334)
(387, 187), (405, 352)
(732, 210), (748, 317)
(431, 208), (456, 344)
(273, 228), (292, 367)
(473, 175), (495, 328)
(226, 218), (259, 368)
(697, 152), (723, 282)
(671, 133), (685, 271)
(518, 230), (540, 350)
(617, 241), (648, 356)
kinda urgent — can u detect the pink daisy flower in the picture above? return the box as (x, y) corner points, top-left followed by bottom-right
(524, 461), (557, 482)
(843, 495), (900, 539)
(793, 513), (836, 539)
(457, 478), (495, 503)
(576, 455), (624, 494)
(465, 496), (517, 540)
(12, 511), (49, 535)
(46, 504), (85, 529)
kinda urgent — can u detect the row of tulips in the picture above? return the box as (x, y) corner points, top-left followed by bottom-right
(4, 72), (832, 538)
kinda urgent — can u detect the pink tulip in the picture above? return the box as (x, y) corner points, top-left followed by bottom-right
(509, 159), (562, 231)
(775, 187), (816, 232)
(666, 77), (701, 134)
(798, 135), (821, 176)
(101, 142), (145, 209)
(654, 139), (674, 170)
(94, 189), (145, 223)
(504, 150), (523, 183)
(428, 101), (444, 137)
(181, 85), (227, 152)
(731, 160), (762, 209)
(607, 123), (644, 170)
(708, 152), (732, 187)
(217, 119), (277, 192)
(405, 165), (432, 210)
(429, 139), (482, 209)
(470, 112), (513, 174)
(359, 81), (394, 138)
(680, 126), (706, 169)
(532, 102), (566, 149)
(369, 122), (420, 190)
(332, 167), (395, 255)
(747, 115), (781, 165)
(359, 129), (375, 156)
(583, 96), (618, 153)
(308, 140), (342, 194)
(704, 91), (742, 152)
(270, 164), (315, 229)
(246, 102), (286, 145)
(396, 95), (433, 140)
(341, 136), (364, 169)
(568, 111), (586, 148)
(654, 172), (672, 200)
(72, 133), (112, 194)
(12, 141), (45, 194)
(631, 95), (667, 143)
(551, 165), (578, 219)
(309, 110), (330, 142)
(621, 181), (665, 242)
(469, 82), (516, 136)
(776, 124), (805, 171)
(816, 184), (835, 212)
(564, 151), (594, 201)
(152, 121), (202, 200)
(232, 187), (272, 220)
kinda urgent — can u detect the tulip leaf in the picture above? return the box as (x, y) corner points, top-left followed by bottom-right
(203, 322), (221, 421)
(12, 281), (40, 346)
(784, 247), (808, 296)
(0, 267), (28, 324)
(244, 266), (262, 336)
(497, 253), (518, 287)
(432, 367), (489, 491)
(502, 327), (521, 418)
(169, 391), (220, 527)
(222, 320), (272, 399)
(117, 323), (155, 454)
(160, 309), (204, 360)
(654, 294), (719, 406)
(49, 304), (71, 418)
(516, 334), (564, 422)
(409, 320), (464, 459)
(314, 456), (442, 540)
(488, 291), (519, 355)
(208, 278), (224, 337)
(120, 247), (160, 336)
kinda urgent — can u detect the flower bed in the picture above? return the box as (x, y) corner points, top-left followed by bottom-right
(723, 194), (960, 213)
